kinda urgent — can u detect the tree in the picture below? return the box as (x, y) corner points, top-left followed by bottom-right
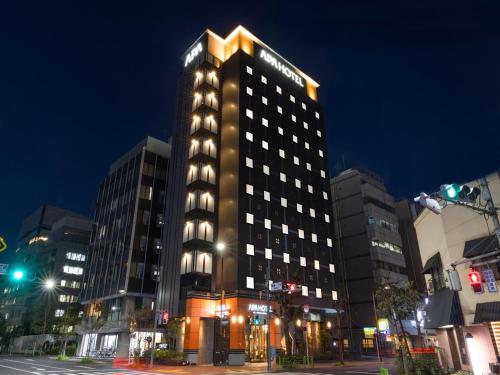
(54, 306), (81, 356)
(77, 302), (106, 357)
(375, 281), (420, 375)
(128, 307), (154, 356)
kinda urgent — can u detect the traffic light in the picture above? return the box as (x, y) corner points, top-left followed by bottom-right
(440, 184), (461, 200)
(254, 315), (261, 325)
(161, 311), (169, 324)
(468, 271), (483, 293)
(10, 268), (26, 282)
(286, 282), (298, 294)
(440, 184), (481, 203)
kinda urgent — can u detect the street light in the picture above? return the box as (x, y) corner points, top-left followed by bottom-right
(44, 279), (56, 290)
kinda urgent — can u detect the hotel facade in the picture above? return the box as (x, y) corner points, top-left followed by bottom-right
(158, 26), (338, 365)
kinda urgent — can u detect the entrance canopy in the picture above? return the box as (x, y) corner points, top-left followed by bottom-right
(474, 302), (500, 324)
(424, 288), (464, 329)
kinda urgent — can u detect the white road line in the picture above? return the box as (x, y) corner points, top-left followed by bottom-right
(4, 359), (75, 371)
(75, 366), (94, 369)
(0, 363), (39, 374)
(346, 371), (385, 374)
(25, 359), (35, 362)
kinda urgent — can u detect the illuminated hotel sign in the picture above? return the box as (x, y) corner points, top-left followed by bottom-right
(259, 49), (304, 88)
(185, 42), (203, 67)
(248, 303), (272, 313)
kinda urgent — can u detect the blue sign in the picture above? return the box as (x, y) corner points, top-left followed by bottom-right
(483, 269), (498, 293)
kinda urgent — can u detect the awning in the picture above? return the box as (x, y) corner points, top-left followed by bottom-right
(463, 235), (498, 258)
(474, 302), (500, 324)
(422, 252), (442, 274)
(424, 288), (464, 329)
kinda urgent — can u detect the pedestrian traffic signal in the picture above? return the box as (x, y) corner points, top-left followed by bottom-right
(468, 271), (483, 293)
(254, 315), (261, 325)
(161, 311), (169, 324)
(286, 282), (298, 294)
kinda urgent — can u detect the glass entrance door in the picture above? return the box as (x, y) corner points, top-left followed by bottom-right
(246, 323), (267, 362)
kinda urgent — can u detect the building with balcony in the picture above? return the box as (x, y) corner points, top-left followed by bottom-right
(330, 168), (408, 355)
(157, 26), (338, 365)
(78, 137), (170, 357)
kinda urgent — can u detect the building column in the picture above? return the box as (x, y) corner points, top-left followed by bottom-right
(116, 332), (130, 358)
(228, 317), (245, 365)
(183, 316), (200, 364)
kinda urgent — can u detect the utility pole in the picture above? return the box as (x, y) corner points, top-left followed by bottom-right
(480, 177), (500, 246)
(150, 307), (158, 367)
(371, 290), (382, 362)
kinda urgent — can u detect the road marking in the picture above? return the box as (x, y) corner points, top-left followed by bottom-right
(76, 366), (94, 369)
(346, 372), (384, 374)
(25, 359), (35, 362)
(0, 363), (39, 374)
(5, 359), (75, 371)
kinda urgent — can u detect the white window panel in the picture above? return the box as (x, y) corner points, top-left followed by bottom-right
(262, 96), (268, 105)
(280, 173), (286, 182)
(300, 256), (306, 267)
(303, 121), (308, 129)
(246, 244), (255, 256)
(311, 233), (318, 243)
(325, 214), (330, 223)
(246, 157), (253, 168)
(314, 260), (320, 270)
(329, 264), (335, 273)
(316, 288), (322, 299)
(246, 131), (253, 142)
(305, 141), (310, 149)
(264, 191), (270, 201)
(278, 127), (283, 135)
(317, 130), (322, 137)
(315, 111), (320, 119)
(297, 203), (303, 213)
(263, 165), (270, 175)
(276, 85), (282, 94)
(281, 197), (287, 207)
(295, 179), (301, 188)
(306, 163), (312, 171)
(246, 184), (254, 195)
(265, 248), (272, 259)
(262, 117), (268, 127)
(327, 238), (333, 247)
(283, 252), (290, 264)
(302, 102), (307, 110)
(298, 229), (305, 239)
(323, 191), (328, 200)
(277, 106), (283, 114)
(279, 149), (285, 158)
(332, 290), (338, 300)
(246, 213), (254, 224)
(246, 276), (254, 289)
(290, 94), (295, 103)
(264, 219), (271, 229)
(268, 280), (274, 291)
(291, 114), (296, 122)
(282, 224), (288, 234)
(261, 75), (267, 84)
(246, 66), (253, 75)
(302, 285), (309, 296)
(319, 149), (324, 158)
(246, 109), (253, 119)
(310, 208), (316, 218)
(321, 170), (326, 178)
(308, 185), (313, 194)
(262, 140), (268, 150)
(292, 135), (298, 143)
(246, 86), (253, 96)
(293, 156), (299, 165)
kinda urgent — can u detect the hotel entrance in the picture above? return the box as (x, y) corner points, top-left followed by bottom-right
(245, 316), (268, 362)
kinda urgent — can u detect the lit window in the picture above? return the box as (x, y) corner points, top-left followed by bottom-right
(297, 203), (303, 213)
(298, 229), (305, 239)
(246, 86), (253, 96)
(332, 290), (338, 300)
(302, 285), (309, 296)
(305, 142), (309, 149)
(246, 244), (255, 256)
(276, 85), (282, 94)
(302, 102), (307, 110)
(315, 111), (320, 119)
(261, 75), (267, 84)
(329, 264), (335, 273)
(246, 66), (253, 75)
(317, 130), (322, 137)
(295, 179), (301, 188)
(325, 214), (330, 223)
(290, 94), (295, 103)
(327, 238), (333, 247)
(246, 157), (253, 168)
(246, 184), (254, 195)
(246, 131), (253, 142)
(283, 252), (290, 264)
(264, 191), (270, 201)
(311, 233), (318, 243)
(264, 219), (271, 229)
(280, 173), (286, 182)
(303, 121), (308, 129)
(246, 213), (254, 224)
(314, 260), (320, 270)
(54, 309), (65, 317)
(246, 109), (253, 119)
(265, 248), (272, 259)
(323, 191), (328, 200)
(277, 106), (282, 114)
(319, 150), (324, 158)
(262, 96), (268, 105)
(281, 197), (287, 207)
(300, 256), (306, 267)
(308, 185), (313, 194)
(262, 140), (268, 150)
(292, 135), (298, 143)
(246, 276), (254, 289)
(263, 165), (270, 175)
(262, 117), (268, 127)
(291, 114), (296, 122)
(316, 288), (322, 299)
(279, 149), (285, 158)
(63, 266), (83, 275)
(66, 252), (86, 262)
(320, 170), (326, 178)
(306, 163), (312, 171)
(282, 224), (289, 234)
(278, 127), (283, 135)
(310, 208), (316, 217)
(293, 156), (299, 165)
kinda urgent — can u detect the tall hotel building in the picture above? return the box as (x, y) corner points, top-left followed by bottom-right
(158, 26), (337, 365)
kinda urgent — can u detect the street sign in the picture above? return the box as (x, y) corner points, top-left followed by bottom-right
(0, 237), (7, 252)
(0, 264), (9, 275)
(270, 281), (282, 291)
(483, 268), (498, 293)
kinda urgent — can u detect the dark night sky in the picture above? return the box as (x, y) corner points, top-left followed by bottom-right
(1, 1), (499, 258)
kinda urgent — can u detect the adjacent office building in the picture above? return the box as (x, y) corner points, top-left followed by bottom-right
(78, 137), (170, 357)
(1, 205), (91, 337)
(330, 168), (408, 354)
(157, 26), (338, 365)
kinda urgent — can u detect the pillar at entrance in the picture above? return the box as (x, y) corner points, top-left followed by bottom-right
(229, 317), (245, 365)
(116, 332), (130, 357)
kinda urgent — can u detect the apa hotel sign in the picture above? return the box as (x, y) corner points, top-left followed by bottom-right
(185, 42), (203, 67)
(259, 49), (304, 88)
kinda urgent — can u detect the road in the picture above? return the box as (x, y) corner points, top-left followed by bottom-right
(0, 356), (395, 375)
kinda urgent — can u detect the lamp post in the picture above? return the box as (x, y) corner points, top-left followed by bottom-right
(216, 242), (226, 364)
(371, 289), (382, 362)
(40, 279), (56, 355)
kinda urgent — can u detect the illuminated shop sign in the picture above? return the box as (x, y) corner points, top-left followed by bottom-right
(29, 236), (48, 245)
(259, 49), (304, 88)
(185, 42), (203, 67)
(248, 303), (272, 313)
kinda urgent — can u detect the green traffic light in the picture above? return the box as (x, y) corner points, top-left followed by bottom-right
(11, 269), (25, 281)
(442, 183), (461, 200)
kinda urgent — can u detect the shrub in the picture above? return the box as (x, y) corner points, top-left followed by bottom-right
(56, 354), (69, 361)
(80, 357), (94, 364)
(65, 344), (77, 357)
